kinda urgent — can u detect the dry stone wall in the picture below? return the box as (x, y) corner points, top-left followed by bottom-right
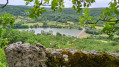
(4, 42), (119, 67)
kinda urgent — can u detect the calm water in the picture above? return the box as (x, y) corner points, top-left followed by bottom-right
(19, 28), (81, 37)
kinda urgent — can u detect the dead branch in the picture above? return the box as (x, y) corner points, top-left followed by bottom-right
(1, 0), (8, 8)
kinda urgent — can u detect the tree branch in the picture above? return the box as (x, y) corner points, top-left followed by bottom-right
(40, 0), (51, 6)
(1, 0), (8, 8)
(87, 19), (119, 24)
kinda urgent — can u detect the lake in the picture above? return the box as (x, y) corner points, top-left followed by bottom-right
(19, 28), (81, 37)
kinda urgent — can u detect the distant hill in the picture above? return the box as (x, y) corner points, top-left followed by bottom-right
(0, 5), (105, 23)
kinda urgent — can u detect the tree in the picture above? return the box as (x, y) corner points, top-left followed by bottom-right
(79, 1), (119, 38)
(0, 0), (14, 48)
(0, 14), (14, 47)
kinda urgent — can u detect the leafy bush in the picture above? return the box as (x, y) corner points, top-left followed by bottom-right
(86, 29), (100, 35)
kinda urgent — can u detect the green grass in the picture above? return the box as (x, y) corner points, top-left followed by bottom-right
(0, 48), (7, 67)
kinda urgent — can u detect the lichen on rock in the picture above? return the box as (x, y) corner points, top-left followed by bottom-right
(46, 49), (119, 67)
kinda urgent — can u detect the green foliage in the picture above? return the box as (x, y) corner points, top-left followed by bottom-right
(0, 14), (15, 47)
(24, 0), (47, 19)
(24, 0), (95, 19)
(11, 24), (29, 29)
(41, 30), (53, 35)
(51, 0), (64, 11)
(86, 29), (100, 35)
(0, 14), (14, 26)
(99, 1), (119, 38)
(72, 0), (95, 13)
(79, 1), (119, 37)
(0, 48), (8, 67)
(56, 32), (62, 36)
(79, 8), (95, 28)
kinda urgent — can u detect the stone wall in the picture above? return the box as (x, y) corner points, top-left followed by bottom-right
(4, 42), (119, 67)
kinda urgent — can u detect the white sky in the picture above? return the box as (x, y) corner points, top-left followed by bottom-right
(0, 0), (111, 8)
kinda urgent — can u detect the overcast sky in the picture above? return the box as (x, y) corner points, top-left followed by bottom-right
(0, 0), (111, 8)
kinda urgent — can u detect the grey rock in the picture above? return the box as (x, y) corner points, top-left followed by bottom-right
(4, 42), (47, 67)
